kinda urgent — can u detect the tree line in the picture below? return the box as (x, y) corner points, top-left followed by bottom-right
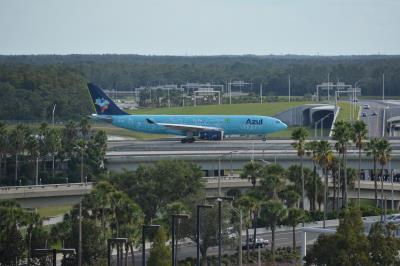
(2, 54), (400, 119)
(0, 118), (107, 186)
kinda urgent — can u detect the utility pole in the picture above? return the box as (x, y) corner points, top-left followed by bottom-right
(182, 87), (185, 107)
(167, 88), (171, 108)
(288, 74), (291, 102)
(383, 73), (385, 101)
(52, 104), (56, 128)
(327, 73), (330, 101)
(260, 84), (262, 103)
(229, 82), (232, 105)
(78, 202), (82, 266)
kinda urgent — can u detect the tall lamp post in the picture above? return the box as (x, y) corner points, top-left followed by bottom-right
(142, 224), (160, 266)
(230, 207), (243, 266)
(52, 104), (56, 128)
(196, 204), (213, 266)
(75, 141), (87, 266)
(171, 214), (190, 266)
(206, 196), (234, 266)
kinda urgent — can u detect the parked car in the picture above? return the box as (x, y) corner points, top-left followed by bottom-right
(242, 237), (269, 249)
(371, 112), (378, 116)
(361, 112), (367, 117)
(364, 104), (370, 109)
(385, 214), (400, 224)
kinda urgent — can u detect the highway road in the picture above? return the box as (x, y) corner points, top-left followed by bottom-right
(107, 138), (400, 153)
(359, 100), (386, 138)
(125, 229), (324, 265)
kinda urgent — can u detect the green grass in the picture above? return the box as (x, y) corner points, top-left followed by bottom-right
(359, 96), (400, 100)
(336, 102), (361, 122)
(37, 205), (72, 218)
(129, 101), (310, 116)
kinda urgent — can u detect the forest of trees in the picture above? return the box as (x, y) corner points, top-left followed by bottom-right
(1, 54), (400, 120)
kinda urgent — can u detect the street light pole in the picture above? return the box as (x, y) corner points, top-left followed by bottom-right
(171, 214), (189, 266)
(218, 157), (221, 196)
(78, 202), (82, 266)
(327, 73), (330, 101)
(218, 199), (222, 266)
(196, 204), (213, 266)
(206, 196), (234, 266)
(288, 74), (291, 102)
(383, 73), (385, 101)
(52, 104), (56, 128)
(142, 224), (160, 266)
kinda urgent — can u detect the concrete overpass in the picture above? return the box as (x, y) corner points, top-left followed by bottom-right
(105, 149), (400, 176)
(2, 178), (399, 209)
(206, 177), (400, 199)
(0, 183), (93, 208)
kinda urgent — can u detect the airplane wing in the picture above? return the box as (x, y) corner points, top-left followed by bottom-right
(146, 118), (222, 133)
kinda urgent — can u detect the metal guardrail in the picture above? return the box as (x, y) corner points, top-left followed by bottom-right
(0, 182), (93, 192)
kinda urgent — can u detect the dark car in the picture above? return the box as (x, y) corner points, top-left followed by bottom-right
(361, 112), (367, 117)
(371, 112), (378, 116)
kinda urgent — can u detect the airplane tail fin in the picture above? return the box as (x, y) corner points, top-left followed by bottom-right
(87, 83), (128, 115)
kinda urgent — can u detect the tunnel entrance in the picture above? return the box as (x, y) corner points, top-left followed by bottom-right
(311, 110), (334, 128)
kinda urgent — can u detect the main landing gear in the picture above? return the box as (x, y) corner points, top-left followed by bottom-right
(181, 137), (195, 143)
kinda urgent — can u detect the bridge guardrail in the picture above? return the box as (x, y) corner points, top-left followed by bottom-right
(0, 182), (93, 192)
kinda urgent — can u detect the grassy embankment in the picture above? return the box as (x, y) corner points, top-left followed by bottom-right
(37, 205), (73, 218)
(336, 101), (361, 122)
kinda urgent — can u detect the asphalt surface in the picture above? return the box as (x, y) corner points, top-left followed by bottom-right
(107, 139), (400, 154)
(359, 100), (386, 138)
(126, 229), (324, 265)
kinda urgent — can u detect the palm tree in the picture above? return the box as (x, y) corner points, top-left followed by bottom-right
(317, 140), (332, 228)
(328, 157), (339, 212)
(11, 124), (30, 184)
(332, 121), (353, 207)
(75, 139), (87, 182)
(366, 138), (380, 207)
(305, 140), (320, 213)
(260, 200), (287, 256)
(236, 195), (256, 260)
(376, 139), (392, 212)
(291, 127), (309, 210)
(79, 117), (91, 140)
(352, 120), (368, 206)
(280, 187), (300, 209)
(286, 208), (305, 252)
(38, 122), (49, 172)
(259, 170), (285, 200)
(240, 161), (262, 187)
(47, 129), (61, 178)
(26, 135), (40, 185)
(24, 211), (41, 265)
(63, 120), (78, 156)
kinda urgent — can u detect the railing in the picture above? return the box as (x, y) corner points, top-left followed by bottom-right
(0, 182), (93, 192)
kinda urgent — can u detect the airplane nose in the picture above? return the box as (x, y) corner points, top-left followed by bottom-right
(281, 121), (288, 129)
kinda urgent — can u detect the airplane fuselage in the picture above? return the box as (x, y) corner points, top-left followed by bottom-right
(97, 114), (287, 136)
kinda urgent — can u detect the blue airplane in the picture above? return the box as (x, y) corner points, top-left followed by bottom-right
(87, 83), (287, 143)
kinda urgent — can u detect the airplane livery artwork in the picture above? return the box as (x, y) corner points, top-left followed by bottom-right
(88, 83), (287, 143)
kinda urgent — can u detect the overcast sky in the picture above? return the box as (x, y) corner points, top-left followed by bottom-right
(0, 0), (399, 55)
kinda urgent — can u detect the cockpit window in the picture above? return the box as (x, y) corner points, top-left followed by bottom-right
(275, 120), (280, 124)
